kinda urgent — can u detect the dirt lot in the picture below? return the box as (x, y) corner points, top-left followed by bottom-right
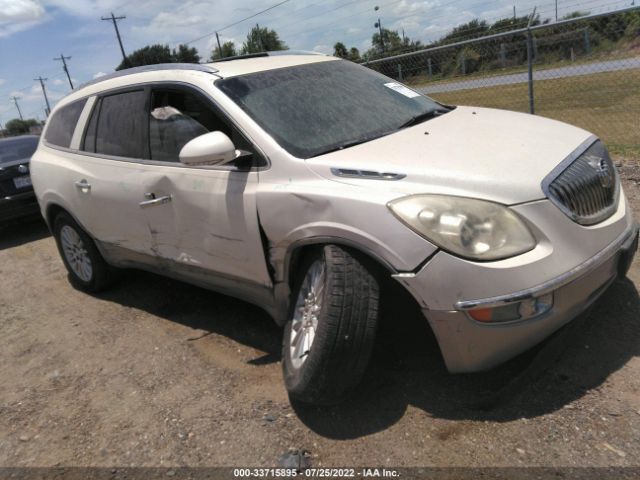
(1, 164), (639, 472)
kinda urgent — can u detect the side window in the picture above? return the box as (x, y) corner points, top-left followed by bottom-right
(149, 88), (266, 166)
(44, 99), (87, 148)
(149, 89), (231, 162)
(95, 90), (148, 159)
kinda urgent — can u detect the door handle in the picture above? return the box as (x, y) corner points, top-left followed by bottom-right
(74, 179), (91, 191)
(139, 194), (172, 208)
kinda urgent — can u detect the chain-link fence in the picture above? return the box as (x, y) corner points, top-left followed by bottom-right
(364, 6), (640, 156)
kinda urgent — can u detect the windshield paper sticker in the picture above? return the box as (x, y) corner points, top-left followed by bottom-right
(384, 82), (421, 98)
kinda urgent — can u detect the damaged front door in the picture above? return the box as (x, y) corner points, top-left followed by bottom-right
(139, 166), (272, 288)
(135, 85), (273, 291)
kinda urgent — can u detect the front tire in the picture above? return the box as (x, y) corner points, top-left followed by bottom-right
(53, 212), (115, 292)
(283, 245), (380, 405)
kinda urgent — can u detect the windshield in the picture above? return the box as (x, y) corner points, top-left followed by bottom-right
(0, 136), (39, 165)
(217, 60), (446, 158)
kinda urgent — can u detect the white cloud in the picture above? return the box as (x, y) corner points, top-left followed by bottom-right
(93, 71), (107, 78)
(0, 0), (45, 37)
(0, 79), (5, 86)
(148, 11), (204, 29)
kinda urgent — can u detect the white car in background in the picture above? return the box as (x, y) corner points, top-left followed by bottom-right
(30, 53), (638, 405)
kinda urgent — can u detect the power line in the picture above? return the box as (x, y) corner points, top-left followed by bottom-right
(33, 76), (51, 117)
(182, 0), (293, 46)
(101, 12), (128, 63)
(54, 54), (74, 90)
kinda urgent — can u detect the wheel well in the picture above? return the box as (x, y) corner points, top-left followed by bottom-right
(286, 242), (393, 291)
(284, 242), (434, 354)
(45, 204), (66, 230)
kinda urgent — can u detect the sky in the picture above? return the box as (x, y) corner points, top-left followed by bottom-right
(0, 0), (630, 124)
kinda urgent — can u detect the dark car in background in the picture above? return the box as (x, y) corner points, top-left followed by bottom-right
(0, 135), (40, 222)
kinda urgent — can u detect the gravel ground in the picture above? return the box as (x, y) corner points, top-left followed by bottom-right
(0, 164), (638, 471)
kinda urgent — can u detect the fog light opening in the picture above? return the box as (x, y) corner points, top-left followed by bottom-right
(468, 293), (554, 323)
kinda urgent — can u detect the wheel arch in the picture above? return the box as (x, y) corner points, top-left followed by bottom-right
(284, 237), (396, 285)
(271, 236), (399, 326)
(45, 203), (66, 230)
(44, 202), (95, 242)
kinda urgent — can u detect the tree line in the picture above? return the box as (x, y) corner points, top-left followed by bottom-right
(112, 9), (639, 76)
(2, 10), (638, 136)
(115, 24), (287, 70)
(359, 9), (640, 81)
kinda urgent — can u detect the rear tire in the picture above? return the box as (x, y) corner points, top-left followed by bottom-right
(283, 245), (380, 405)
(53, 212), (115, 293)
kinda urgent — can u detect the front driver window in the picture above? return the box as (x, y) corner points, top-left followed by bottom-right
(149, 89), (232, 162)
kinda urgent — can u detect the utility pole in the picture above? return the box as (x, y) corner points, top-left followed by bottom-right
(54, 54), (74, 90)
(215, 32), (223, 58)
(255, 23), (264, 51)
(374, 6), (384, 53)
(555, 0), (558, 21)
(513, 5), (516, 20)
(376, 18), (384, 52)
(34, 76), (51, 117)
(11, 96), (24, 120)
(101, 12), (128, 65)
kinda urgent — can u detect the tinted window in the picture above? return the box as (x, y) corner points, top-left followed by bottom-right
(150, 90), (227, 162)
(0, 136), (39, 164)
(44, 99), (87, 148)
(82, 98), (100, 153)
(217, 60), (444, 158)
(96, 90), (147, 159)
(149, 88), (264, 165)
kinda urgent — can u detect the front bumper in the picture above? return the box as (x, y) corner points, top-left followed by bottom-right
(393, 194), (637, 373)
(0, 190), (40, 222)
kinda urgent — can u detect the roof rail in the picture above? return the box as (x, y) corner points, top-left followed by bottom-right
(77, 63), (219, 90)
(212, 52), (269, 63)
(210, 50), (327, 63)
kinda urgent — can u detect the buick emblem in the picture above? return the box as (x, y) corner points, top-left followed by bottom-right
(585, 154), (613, 189)
(18, 164), (29, 174)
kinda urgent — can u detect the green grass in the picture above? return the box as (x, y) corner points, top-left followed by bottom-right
(428, 68), (640, 157)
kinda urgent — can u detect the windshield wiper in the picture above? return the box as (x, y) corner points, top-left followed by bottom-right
(314, 138), (373, 156)
(399, 108), (451, 129)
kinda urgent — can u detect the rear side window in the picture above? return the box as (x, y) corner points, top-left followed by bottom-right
(44, 99), (87, 148)
(95, 90), (148, 159)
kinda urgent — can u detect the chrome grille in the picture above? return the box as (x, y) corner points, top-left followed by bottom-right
(543, 140), (618, 226)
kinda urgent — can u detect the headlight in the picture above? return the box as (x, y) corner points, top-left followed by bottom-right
(387, 195), (536, 261)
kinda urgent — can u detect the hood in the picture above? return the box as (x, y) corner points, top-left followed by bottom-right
(305, 106), (593, 205)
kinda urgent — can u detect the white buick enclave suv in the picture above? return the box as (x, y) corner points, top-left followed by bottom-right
(30, 53), (638, 405)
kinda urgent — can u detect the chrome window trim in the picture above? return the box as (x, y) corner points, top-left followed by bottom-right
(42, 80), (271, 173)
(541, 135), (620, 226)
